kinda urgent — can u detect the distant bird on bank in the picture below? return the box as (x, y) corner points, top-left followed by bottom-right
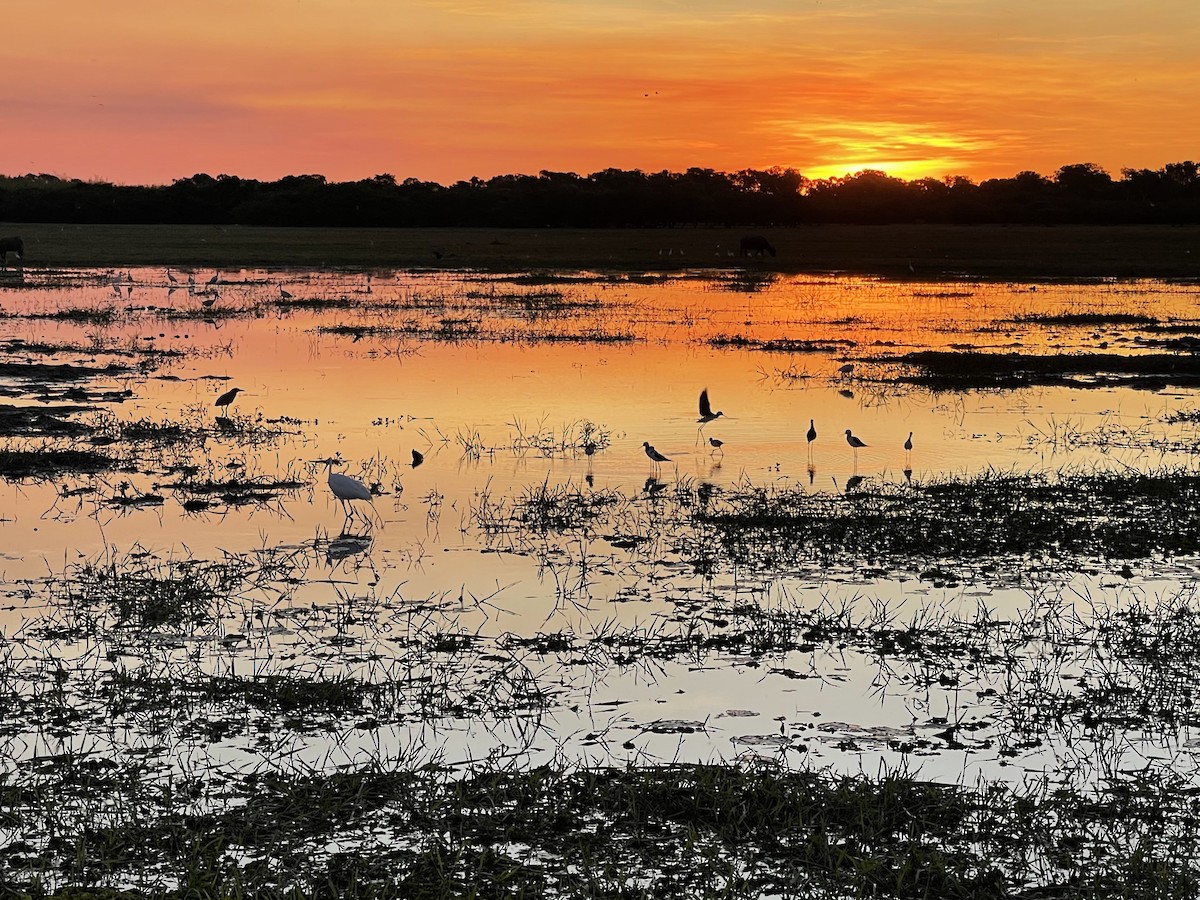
(643, 441), (670, 474)
(325, 460), (373, 521)
(411, 449), (424, 468)
(697, 388), (723, 425)
(215, 387), (242, 416)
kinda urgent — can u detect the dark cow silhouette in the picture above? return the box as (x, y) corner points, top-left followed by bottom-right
(0, 236), (24, 267)
(739, 235), (776, 257)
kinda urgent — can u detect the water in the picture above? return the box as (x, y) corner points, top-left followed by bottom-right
(2, 266), (1199, 793)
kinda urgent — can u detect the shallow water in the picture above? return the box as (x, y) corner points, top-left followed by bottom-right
(2, 266), (1200, 794)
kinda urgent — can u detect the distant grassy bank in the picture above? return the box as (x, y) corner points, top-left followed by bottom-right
(2, 223), (1199, 278)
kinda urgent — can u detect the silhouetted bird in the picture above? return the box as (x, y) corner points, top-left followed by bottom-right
(698, 388), (723, 424)
(411, 449), (424, 468)
(215, 387), (242, 416)
(643, 442), (670, 474)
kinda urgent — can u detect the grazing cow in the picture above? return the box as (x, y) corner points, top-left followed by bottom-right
(739, 235), (776, 257)
(0, 236), (24, 268)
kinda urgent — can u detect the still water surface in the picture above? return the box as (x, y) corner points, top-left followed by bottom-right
(2, 267), (1198, 787)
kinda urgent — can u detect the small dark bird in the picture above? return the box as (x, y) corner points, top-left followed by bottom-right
(166, 269), (178, 284)
(806, 418), (817, 460)
(280, 286), (294, 300)
(201, 296), (217, 309)
(643, 441), (670, 472)
(215, 387), (242, 416)
(206, 272), (220, 286)
(708, 437), (724, 456)
(698, 388), (723, 424)
(584, 441), (597, 457)
(411, 449), (424, 468)
(838, 363), (855, 377)
(845, 429), (867, 471)
(904, 432), (913, 463)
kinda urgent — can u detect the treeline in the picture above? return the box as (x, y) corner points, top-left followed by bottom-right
(3, 162), (1200, 227)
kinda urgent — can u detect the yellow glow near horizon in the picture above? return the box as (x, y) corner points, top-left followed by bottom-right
(2, 1), (1199, 185)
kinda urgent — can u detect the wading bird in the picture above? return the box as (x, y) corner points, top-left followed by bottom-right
(166, 269), (178, 284)
(904, 431), (913, 462)
(411, 449), (424, 468)
(708, 437), (724, 457)
(280, 286), (294, 300)
(806, 419), (817, 460)
(206, 272), (220, 286)
(845, 429), (867, 470)
(643, 441), (670, 474)
(214, 386), (242, 416)
(325, 460), (374, 521)
(838, 363), (855, 377)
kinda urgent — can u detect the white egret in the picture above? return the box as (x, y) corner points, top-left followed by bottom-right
(324, 460), (374, 520)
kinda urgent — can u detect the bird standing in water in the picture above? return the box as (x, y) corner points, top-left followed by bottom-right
(643, 441), (670, 475)
(806, 419), (817, 461)
(708, 437), (724, 458)
(411, 449), (424, 468)
(215, 387), (242, 416)
(324, 460), (374, 522)
(845, 429), (867, 472)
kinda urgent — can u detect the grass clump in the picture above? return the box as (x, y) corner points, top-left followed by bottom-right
(8, 759), (1199, 898)
(897, 350), (1200, 390)
(698, 468), (1200, 563)
(62, 555), (246, 629)
(0, 446), (116, 479)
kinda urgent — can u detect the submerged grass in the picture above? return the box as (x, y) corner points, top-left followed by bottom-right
(700, 468), (1200, 563)
(0, 446), (117, 479)
(896, 350), (1200, 390)
(4, 758), (1198, 898)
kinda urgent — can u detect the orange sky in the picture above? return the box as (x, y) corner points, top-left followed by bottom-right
(3, 1), (1198, 186)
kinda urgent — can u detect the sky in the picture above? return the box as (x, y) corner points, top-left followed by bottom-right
(3, 0), (1199, 186)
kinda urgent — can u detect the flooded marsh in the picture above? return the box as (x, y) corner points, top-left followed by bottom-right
(4, 264), (1200, 896)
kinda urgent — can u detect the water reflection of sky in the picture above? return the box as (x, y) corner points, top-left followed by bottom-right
(2, 267), (1199, 787)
